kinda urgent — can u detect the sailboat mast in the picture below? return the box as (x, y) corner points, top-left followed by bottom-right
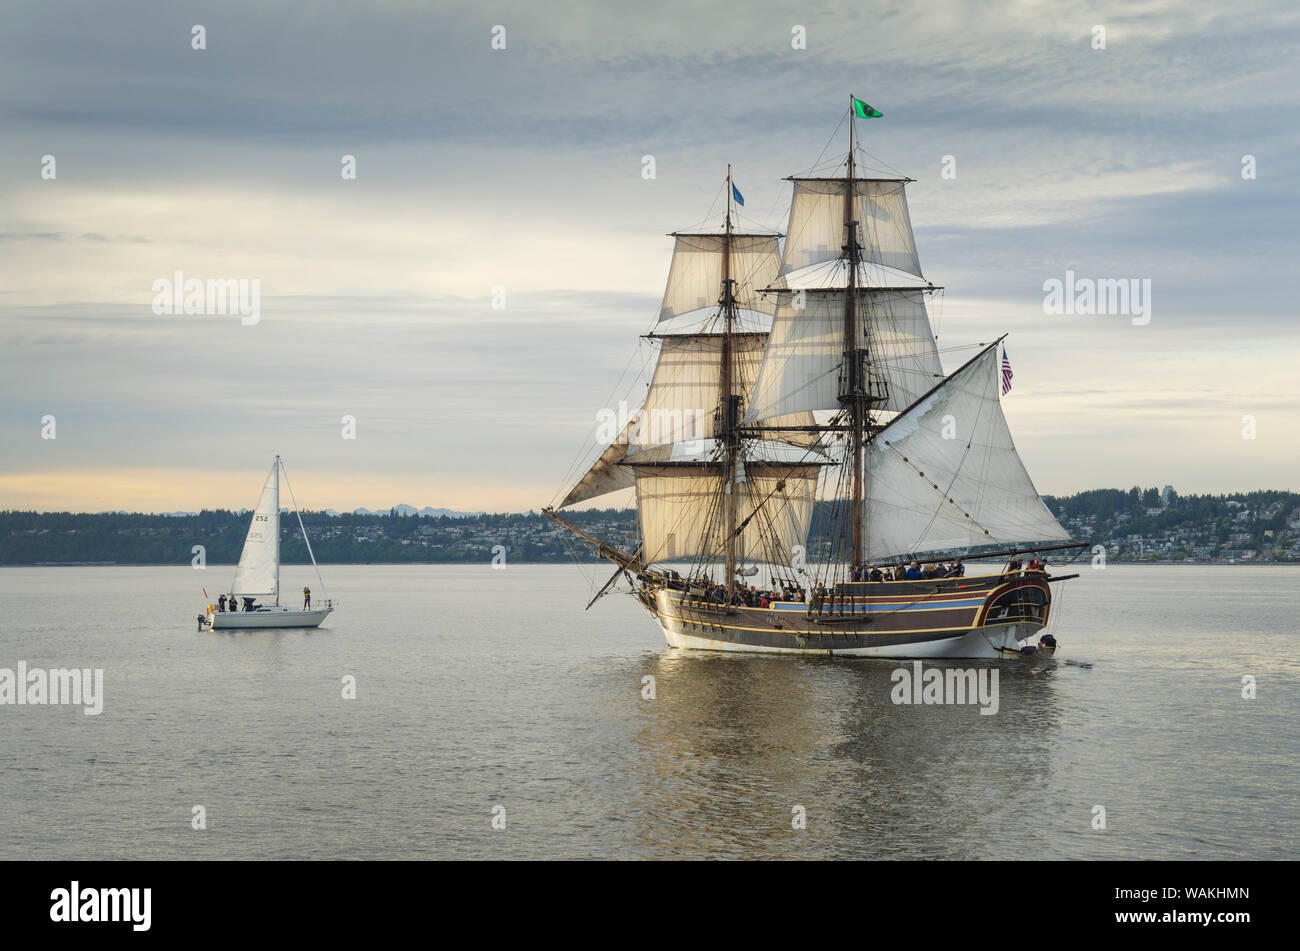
(721, 164), (738, 585)
(274, 454), (281, 605)
(842, 98), (864, 568)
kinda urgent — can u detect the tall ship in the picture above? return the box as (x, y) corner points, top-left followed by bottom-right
(546, 99), (1083, 658)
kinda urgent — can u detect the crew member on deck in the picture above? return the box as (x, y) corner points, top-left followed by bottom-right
(304, 586), (312, 609)
(217, 594), (226, 613)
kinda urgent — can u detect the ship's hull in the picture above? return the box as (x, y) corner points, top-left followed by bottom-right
(645, 573), (1053, 659)
(204, 606), (332, 630)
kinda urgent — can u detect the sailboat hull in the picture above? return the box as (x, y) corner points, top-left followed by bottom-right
(205, 606), (333, 630)
(646, 574), (1054, 659)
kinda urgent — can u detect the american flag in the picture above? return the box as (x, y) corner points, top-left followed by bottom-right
(1000, 347), (1013, 395)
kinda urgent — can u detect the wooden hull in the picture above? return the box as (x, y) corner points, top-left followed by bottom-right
(645, 573), (1054, 659)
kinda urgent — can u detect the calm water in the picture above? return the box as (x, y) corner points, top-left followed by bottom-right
(0, 564), (1295, 860)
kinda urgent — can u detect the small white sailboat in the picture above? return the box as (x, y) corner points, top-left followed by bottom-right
(200, 455), (333, 631)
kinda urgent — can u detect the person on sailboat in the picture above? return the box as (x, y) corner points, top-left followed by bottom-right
(229, 594), (239, 611)
(217, 594), (226, 613)
(303, 586), (311, 609)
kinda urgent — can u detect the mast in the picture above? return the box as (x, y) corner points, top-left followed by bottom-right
(840, 97), (865, 568)
(273, 454), (281, 605)
(721, 164), (739, 584)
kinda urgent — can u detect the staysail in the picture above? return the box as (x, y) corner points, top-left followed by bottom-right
(232, 460), (280, 597)
(560, 416), (638, 507)
(863, 345), (1070, 560)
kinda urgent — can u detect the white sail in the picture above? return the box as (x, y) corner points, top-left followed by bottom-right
(635, 333), (821, 449)
(559, 332), (820, 509)
(634, 334), (761, 448)
(631, 462), (820, 563)
(780, 179), (922, 278)
(659, 234), (781, 322)
(743, 289), (943, 422)
(560, 416), (639, 507)
(232, 460), (280, 596)
(864, 346), (1070, 560)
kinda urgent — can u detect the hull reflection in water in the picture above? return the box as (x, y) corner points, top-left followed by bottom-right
(626, 650), (1062, 859)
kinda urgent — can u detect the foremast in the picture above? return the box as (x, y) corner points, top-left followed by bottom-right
(549, 167), (820, 584)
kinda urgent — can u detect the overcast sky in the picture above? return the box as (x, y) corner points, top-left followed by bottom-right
(2, 0), (1297, 513)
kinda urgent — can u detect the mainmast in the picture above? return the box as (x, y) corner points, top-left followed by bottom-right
(840, 98), (866, 567)
(720, 164), (739, 584)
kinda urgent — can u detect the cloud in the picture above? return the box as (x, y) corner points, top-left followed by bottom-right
(1, 0), (1298, 509)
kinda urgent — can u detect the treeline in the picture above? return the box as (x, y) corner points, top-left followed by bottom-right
(1, 488), (1296, 565)
(1041, 487), (1300, 539)
(0, 508), (630, 565)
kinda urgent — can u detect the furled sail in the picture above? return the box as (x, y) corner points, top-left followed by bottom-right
(631, 462), (821, 563)
(232, 460), (280, 596)
(659, 234), (781, 322)
(779, 179), (922, 278)
(863, 346), (1071, 560)
(743, 288), (943, 422)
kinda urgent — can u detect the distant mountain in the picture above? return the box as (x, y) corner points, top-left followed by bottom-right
(348, 505), (483, 518)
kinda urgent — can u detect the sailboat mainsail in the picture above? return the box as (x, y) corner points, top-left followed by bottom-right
(231, 459), (280, 598)
(202, 454), (333, 631)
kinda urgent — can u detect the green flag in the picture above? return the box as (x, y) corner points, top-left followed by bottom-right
(853, 96), (883, 119)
